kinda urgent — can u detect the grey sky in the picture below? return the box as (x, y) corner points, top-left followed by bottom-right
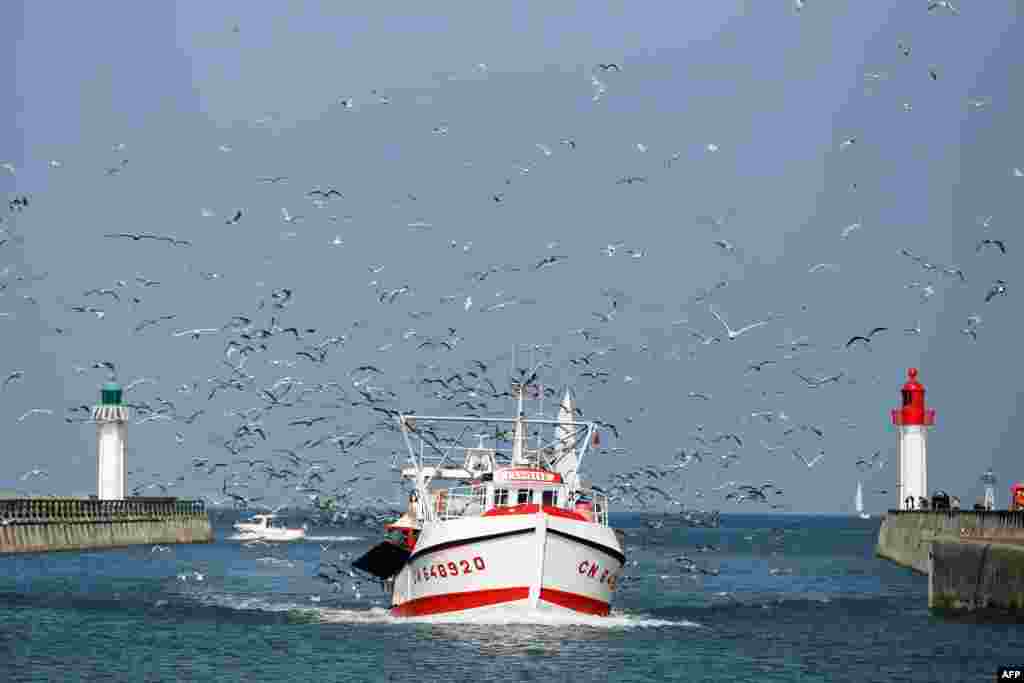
(2, 2), (1021, 513)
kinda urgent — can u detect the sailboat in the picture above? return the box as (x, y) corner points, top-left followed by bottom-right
(855, 482), (870, 520)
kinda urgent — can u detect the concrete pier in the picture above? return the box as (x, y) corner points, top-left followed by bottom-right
(876, 510), (1024, 616)
(929, 539), (1024, 614)
(0, 497), (213, 554)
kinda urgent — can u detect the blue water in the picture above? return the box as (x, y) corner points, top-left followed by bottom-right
(0, 513), (1019, 682)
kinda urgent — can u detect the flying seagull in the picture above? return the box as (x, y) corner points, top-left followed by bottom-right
(984, 280), (1007, 303)
(976, 239), (1006, 255)
(845, 327), (888, 349)
(709, 306), (772, 340)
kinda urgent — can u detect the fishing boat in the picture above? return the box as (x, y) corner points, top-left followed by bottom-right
(353, 383), (626, 617)
(232, 513), (307, 542)
(855, 482), (870, 520)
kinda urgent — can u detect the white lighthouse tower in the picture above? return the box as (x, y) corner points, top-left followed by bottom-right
(981, 468), (997, 511)
(92, 381), (130, 500)
(891, 368), (935, 510)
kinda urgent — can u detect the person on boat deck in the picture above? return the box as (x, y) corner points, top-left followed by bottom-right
(407, 491), (418, 520)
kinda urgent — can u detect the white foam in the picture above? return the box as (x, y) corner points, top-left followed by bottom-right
(190, 593), (698, 628)
(318, 606), (699, 629)
(304, 535), (365, 542)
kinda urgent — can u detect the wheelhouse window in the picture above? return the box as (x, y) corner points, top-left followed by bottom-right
(541, 489), (557, 507)
(902, 390), (913, 407)
(517, 489), (532, 505)
(494, 488), (509, 507)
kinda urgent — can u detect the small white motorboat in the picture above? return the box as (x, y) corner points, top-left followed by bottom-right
(233, 513), (306, 542)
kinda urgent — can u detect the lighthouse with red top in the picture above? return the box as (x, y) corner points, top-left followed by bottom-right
(891, 368), (935, 510)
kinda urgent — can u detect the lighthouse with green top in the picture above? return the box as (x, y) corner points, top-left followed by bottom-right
(92, 381), (130, 500)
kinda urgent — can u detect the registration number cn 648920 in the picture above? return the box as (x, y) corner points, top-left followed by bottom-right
(413, 556), (486, 584)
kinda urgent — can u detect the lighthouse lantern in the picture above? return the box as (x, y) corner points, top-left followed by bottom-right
(891, 368), (935, 510)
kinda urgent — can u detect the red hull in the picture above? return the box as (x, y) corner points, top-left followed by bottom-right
(390, 586), (610, 617)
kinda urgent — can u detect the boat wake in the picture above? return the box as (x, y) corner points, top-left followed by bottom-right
(188, 591), (697, 628)
(317, 606), (700, 629)
(304, 535), (365, 543)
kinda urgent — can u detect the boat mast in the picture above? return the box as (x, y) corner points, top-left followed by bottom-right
(511, 381), (528, 465)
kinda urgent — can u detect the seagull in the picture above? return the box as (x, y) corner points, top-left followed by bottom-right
(17, 408), (53, 422)
(20, 468), (48, 479)
(927, 1), (960, 16)
(534, 255), (567, 270)
(173, 328), (219, 340)
(257, 176), (288, 184)
(307, 188), (343, 200)
(746, 360), (777, 373)
(134, 315), (176, 333)
(976, 239), (1006, 254)
(281, 207), (303, 224)
(808, 263), (839, 273)
(3, 370), (24, 388)
(596, 63), (621, 72)
(793, 450), (825, 468)
(845, 327), (888, 349)
(984, 280), (1007, 303)
(225, 210), (243, 225)
(839, 137), (856, 150)
(709, 306), (771, 340)
(840, 222), (862, 239)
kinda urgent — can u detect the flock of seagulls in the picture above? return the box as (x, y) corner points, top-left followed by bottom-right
(0, 4), (1016, 598)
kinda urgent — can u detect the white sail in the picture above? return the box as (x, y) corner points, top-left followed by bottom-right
(856, 481), (869, 518)
(553, 388), (579, 487)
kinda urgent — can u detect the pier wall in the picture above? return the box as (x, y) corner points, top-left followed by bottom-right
(0, 498), (213, 554)
(930, 540), (1024, 615)
(876, 510), (1024, 574)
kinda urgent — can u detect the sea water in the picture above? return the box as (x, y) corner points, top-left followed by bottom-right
(0, 512), (1019, 682)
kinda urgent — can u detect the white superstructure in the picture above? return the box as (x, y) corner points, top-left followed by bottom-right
(92, 382), (129, 500)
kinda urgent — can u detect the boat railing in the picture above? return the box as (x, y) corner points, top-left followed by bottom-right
(432, 485), (487, 521)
